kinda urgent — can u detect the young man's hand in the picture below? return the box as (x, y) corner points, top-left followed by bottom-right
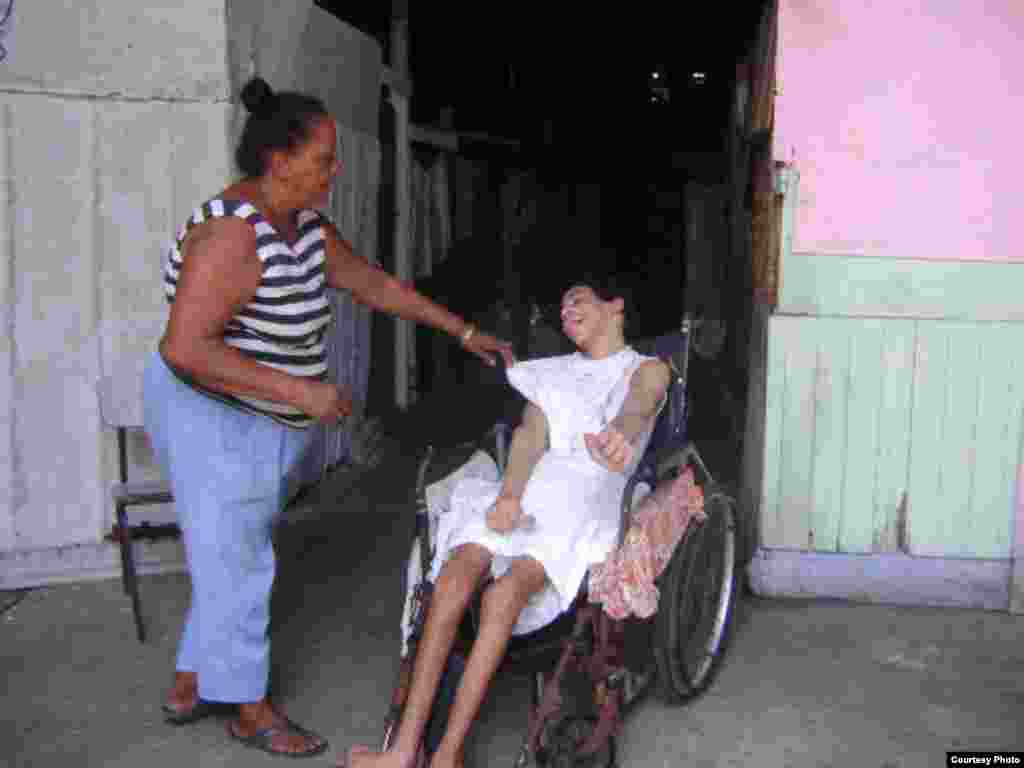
(584, 426), (634, 474)
(487, 495), (527, 533)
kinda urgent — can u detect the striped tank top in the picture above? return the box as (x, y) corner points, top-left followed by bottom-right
(163, 197), (332, 428)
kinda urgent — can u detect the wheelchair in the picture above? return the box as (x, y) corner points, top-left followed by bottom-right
(383, 316), (742, 767)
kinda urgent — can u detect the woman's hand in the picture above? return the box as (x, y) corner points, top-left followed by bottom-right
(298, 379), (354, 424)
(584, 426), (634, 474)
(487, 495), (525, 533)
(462, 329), (516, 368)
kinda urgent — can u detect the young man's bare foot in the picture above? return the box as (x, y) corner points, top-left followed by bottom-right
(227, 699), (327, 757)
(342, 744), (416, 768)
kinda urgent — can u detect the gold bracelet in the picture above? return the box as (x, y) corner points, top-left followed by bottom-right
(460, 324), (477, 345)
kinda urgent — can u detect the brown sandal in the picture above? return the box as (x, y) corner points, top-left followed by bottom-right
(227, 717), (328, 759)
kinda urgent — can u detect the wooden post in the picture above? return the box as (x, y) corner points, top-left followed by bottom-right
(436, 107), (454, 263)
(429, 106), (454, 393)
(0, 102), (14, 553)
(390, 1), (413, 409)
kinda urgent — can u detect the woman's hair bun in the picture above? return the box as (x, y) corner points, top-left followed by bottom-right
(240, 77), (275, 115)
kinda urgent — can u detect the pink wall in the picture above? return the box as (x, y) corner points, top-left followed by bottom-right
(774, 0), (1023, 262)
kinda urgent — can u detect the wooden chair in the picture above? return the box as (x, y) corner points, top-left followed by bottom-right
(96, 375), (177, 642)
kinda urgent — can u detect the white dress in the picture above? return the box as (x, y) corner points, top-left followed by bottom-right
(430, 347), (660, 635)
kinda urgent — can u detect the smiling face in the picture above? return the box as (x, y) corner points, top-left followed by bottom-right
(560, 284), (625, 354)
(275, 117), (340, 209)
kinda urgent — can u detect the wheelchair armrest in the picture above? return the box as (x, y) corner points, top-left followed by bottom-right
(490, 420), (515, 473)
(618, 458), (658, 547)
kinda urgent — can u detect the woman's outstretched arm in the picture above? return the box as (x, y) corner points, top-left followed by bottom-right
(320, 220), (514, 367)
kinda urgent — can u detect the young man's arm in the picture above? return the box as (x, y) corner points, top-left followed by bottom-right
(585, 359), (670, 474)
(487, 402), (548, 533)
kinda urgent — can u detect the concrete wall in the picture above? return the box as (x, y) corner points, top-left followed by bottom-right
(0, 1), (382, 587)
(0, 1), (230, 101)
(0, 1), (234, 574)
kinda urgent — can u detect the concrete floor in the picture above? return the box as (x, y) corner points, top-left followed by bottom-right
(3, 442), (1022, 768)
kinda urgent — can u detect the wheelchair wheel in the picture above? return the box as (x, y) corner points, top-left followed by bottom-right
(547, 717), (615, 768)
(653, 485), (739, 704)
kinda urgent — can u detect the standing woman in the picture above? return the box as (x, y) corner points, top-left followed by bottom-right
(144, 76), (513, 758)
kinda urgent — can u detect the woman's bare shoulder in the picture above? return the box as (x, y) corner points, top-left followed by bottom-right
(182, 215), (257, 257)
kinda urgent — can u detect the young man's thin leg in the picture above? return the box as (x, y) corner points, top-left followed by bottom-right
(429, 557), (547, 768)
(346, 543), (493, 768)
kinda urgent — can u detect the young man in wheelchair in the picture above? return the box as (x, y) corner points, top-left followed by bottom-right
(345, 275), (669, 768)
